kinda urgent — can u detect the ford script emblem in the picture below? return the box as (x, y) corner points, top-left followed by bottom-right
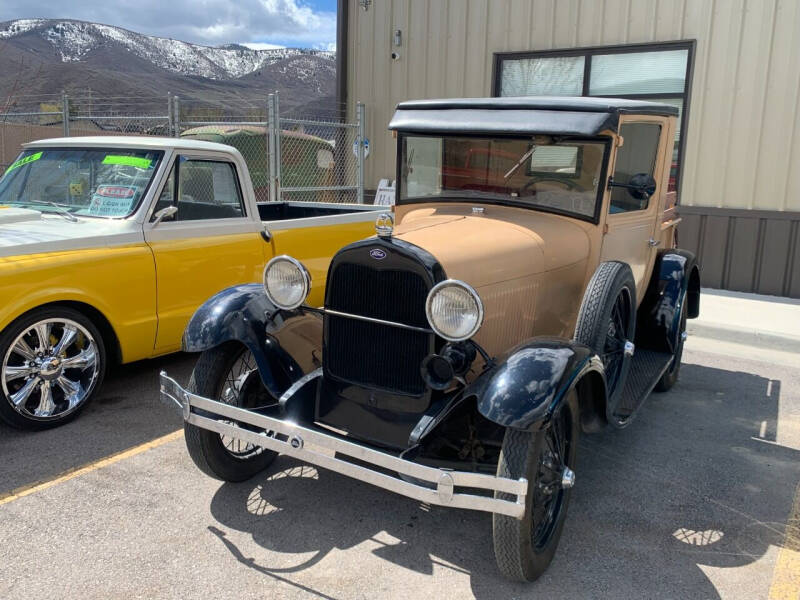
(370, 248), (387, 260)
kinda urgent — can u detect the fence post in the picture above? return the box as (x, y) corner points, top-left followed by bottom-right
(62, 92), (70, 137)
(267, 93), (279, 203)
(167, 94), (174, 137)
(274, 92), (282, 199)
(172, 96), (180, 137)
(356, 101), (365, 204)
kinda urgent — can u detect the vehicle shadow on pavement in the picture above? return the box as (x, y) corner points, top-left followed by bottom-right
(207, 361), (800, 599)
(0, 352), (196, 494)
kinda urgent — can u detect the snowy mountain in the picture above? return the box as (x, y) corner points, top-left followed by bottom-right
(0, 19), (337, 115)
(0, 18), (334, 80)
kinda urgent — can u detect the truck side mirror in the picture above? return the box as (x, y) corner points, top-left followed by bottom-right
(152, 205), (178, 225)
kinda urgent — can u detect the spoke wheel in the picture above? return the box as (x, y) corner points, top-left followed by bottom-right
(184, 343), (278, 482)
(601, 286), (633, 396)
(493, 391), (579, 582)
(574, 261), (637, 421)
(0, 309), (105, 429)
(217, 349), (266, 459)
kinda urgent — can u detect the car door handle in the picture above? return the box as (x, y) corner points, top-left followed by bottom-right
(647, 238), (661, 247)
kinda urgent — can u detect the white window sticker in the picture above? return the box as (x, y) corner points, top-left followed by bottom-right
(85, 185), (138, 216)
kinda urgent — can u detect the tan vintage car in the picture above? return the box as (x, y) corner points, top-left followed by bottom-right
(160, 97), (700, 582)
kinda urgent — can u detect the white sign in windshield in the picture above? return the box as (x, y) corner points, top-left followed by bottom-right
(84, 185), (138, 217)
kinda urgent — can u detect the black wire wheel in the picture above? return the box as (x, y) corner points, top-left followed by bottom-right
(654, 294), (688, 392)
(0, 306), (106, 430)
(574, 261), (637, 423)
(493, 390), (580, 582)
(184, 342), (278, 482)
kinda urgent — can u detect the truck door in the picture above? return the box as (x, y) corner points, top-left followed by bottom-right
(600, 118), (670, 303)
(144, 154), (264, 354)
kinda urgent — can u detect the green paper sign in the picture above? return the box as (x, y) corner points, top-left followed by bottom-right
(102, 155), (152, 169)
(4, 152), (43, 175)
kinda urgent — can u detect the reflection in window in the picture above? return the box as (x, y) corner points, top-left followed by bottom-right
(401, 134), (606, 219)
(500, 55), (584, 96)
(589, 49), (689, 95)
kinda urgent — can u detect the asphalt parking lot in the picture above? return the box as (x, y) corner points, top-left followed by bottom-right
(1, 342), (799, 599)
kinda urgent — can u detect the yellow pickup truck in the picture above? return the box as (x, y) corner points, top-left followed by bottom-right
(0, 136), (379, 429)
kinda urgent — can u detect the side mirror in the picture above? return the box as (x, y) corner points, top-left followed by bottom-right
(152, 205), (178, 225)
(608, 172), (657, 201)
(628, 173), (657, 200)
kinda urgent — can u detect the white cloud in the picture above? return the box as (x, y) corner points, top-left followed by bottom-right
(0, 0), (336, 48)
(242, 42), (286, 50)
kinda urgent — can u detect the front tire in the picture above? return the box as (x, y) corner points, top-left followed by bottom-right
(0, 307), (106, 430)
(184, 343), (277, 482)
(493, 391), (580, 582)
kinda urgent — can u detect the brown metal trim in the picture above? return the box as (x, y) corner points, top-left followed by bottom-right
(677, 205), (800, 220)
(677, 206), (800, 298)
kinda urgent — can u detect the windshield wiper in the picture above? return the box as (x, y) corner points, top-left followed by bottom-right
(504, 146), (537, 180)
(39, 201), (80, 222)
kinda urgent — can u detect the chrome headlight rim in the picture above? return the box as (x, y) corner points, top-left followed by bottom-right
(263, 255), (311, 310)
(425, 279), (484, 342)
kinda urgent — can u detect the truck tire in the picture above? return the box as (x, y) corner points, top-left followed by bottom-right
(574, 261), (636, 417)
(654, 297), (688, 392)
(184, 343), (277, 482)
(0, 306), (106, 430)
(493, 390), (580, 582)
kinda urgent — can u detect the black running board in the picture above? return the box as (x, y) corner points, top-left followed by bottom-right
(613, 349), (673, 425)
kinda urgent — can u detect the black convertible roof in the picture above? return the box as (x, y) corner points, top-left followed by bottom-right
(388, 96), (679, 136)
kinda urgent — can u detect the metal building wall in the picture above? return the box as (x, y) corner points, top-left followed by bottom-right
(346, 0), (800, 296)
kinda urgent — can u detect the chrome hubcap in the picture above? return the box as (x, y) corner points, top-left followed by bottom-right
(2, 318), (99, 419)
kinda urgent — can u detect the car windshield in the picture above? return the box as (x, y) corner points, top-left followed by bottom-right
(0, 148), (163, 218)
(399, 134), (607, 219)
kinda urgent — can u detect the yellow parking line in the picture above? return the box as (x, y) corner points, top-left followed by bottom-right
(0, 430), (183, 506)
(770, 480), (800, 600)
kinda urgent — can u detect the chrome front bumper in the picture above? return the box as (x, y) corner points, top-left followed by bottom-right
(159, 372), (527, 519)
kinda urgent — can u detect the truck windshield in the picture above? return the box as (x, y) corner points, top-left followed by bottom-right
(0, 148), (163, 218)
(399, 134), (607, 220)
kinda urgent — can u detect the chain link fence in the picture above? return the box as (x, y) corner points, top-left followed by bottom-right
(1, 91), (366, 204)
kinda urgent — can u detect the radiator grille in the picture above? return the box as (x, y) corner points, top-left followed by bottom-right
(324, 256), (432, 395)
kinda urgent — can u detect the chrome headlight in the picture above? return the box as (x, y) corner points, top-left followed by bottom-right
(263, 255), (310, 310)
(425, 280), (484, 342)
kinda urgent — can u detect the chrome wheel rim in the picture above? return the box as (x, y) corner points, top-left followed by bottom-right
(218, 350), (266, 459)
(2, 318), (100, 420)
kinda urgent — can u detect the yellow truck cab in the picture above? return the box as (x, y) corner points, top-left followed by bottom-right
(0, 136), (379, 429)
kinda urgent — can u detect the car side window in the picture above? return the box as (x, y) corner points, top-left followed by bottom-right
(152, 164), (176, 217)
(176, 159), (245, 221)
(610, 123), (661, 213)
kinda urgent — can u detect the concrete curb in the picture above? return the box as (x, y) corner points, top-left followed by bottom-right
(687, 320), (800, 354)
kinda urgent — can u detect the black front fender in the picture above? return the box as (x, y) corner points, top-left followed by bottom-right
(469, 337), (606, 431)
(182, 284), (321, 399)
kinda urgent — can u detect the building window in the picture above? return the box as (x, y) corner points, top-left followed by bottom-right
(493, 41), (694, 197)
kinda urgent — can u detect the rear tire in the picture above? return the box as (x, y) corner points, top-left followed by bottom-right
(184, 343), (277, 482)
(654, 297), (688, 392)
(493, 391), (580, 582)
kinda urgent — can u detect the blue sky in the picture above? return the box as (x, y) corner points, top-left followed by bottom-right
(0, 0), (338, 49)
